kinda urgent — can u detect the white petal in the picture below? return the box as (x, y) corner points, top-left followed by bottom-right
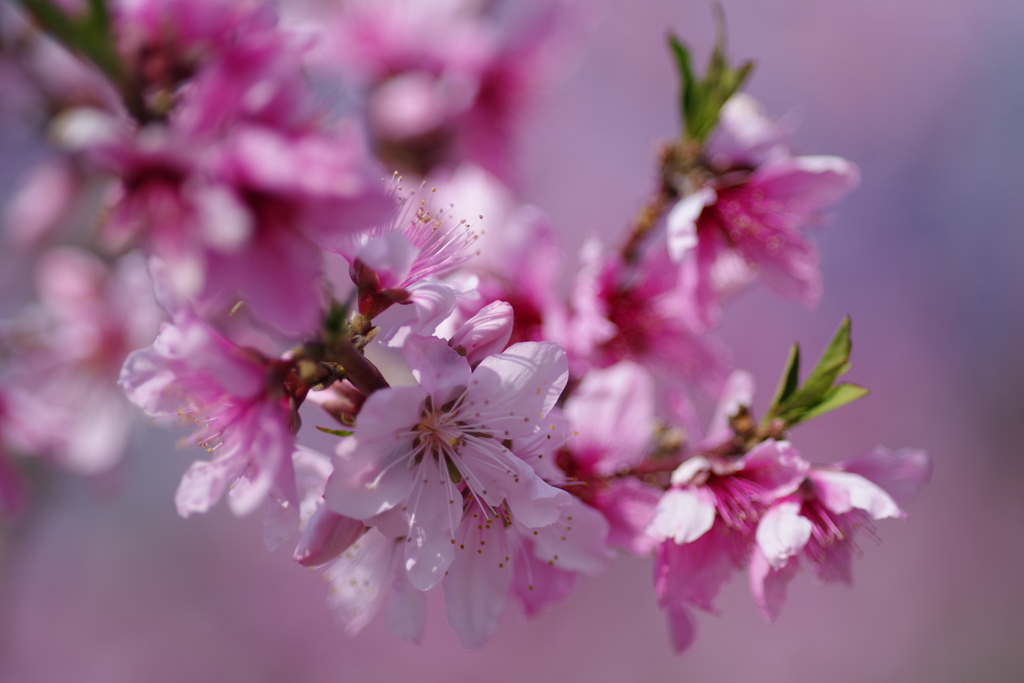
(811, 469), (902, 520)
(666, 189), (715, 262)
(647, 487), (717, 544)
(755, 500), (812, 569)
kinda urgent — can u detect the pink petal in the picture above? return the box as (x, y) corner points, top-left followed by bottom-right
(512, 541), (579, 618)
(837, 446), (931, 507)
(293, 504), (366, 567)
(753, 155), (860, 214)
(593, 478), (663, 556)
(748, 547), (800, 622)
(263, 450), (301, 551)
(323, 530), (397, 636)
(653, 519), (749, 614)
(384, 571), (427, 644)
(326, 435), (418, 521)
(522, 498), (612, 575)
(402, 334), (472, 405)
(738, 439), (810, 498)
(402, 457), (462, 591)
(665, 603), (698, 654)
(463, 341), (569, 439)
(443, 503), (516, 650)
(449, 300), (514, 365)
(564, 361), (655, 475)
(175, 453), (248, 518)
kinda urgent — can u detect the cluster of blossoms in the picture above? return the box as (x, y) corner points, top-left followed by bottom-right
(0, 0), (930, 653)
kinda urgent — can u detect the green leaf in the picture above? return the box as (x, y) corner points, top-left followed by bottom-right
(765, 317), (868, 429)
(666, 12), (756, 144)
(18, 0), (123, 83)
(785, 316), (853, 411)
(767, 343), (801, 412)
(316, 426), (353, 437)
(794, 383), (869, 424)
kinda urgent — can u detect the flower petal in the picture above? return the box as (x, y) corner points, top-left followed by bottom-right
(748, 547), (800, 622)
(463, 341), (568, 439)
(811, 469), (902, 520)
(647, 487), (717, 545)
(837, 446), (931, 507)
(443, 503), (516, 650)
(755, 500), (812, 569)
(666, 188), (715, 262)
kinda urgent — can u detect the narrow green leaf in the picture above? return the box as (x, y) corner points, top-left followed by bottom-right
(766, 343), (800, 419)
(316, 426), (353, 437)
(782, 316), (853, 412)
(668, 34), (697, 130)
(792, 383), (869, 425)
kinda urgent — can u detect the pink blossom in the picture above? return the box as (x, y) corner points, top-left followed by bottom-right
(667, 94), (860, 327)
(339, 179), (481, 326)
(749, 446), (931, 621)
(303, 0), (579, 179)
(555, 239), (728, 389)
(325, 334), (571, 591)
(648, 439), (809, 652)
(1, 249), (161, 475)
(119, 313), (297, 528)
(553, 361), (664, 556)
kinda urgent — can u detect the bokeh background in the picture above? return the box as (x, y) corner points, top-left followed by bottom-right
(1, 0), (1023, 681)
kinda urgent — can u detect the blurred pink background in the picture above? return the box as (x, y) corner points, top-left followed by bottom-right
(1, 0), (1023, 681)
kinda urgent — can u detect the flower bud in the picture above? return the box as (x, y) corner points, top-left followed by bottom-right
(449, 300), (514, 365)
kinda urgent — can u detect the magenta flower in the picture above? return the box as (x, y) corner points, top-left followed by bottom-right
(555, 239), (727, 389)
(648, 439), (809, 652)
(749, 446), (932, 621)
(325, 334), (571, 591)
(119, 314), (297, 538)
(666, 94), (860, 327)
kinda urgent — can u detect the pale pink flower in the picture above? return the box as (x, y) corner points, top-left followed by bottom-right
(325, 334), (571, 591)
(1, 249), (161, 475)
(749, 446), (932, 621)
(119, 314), (297, 531)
